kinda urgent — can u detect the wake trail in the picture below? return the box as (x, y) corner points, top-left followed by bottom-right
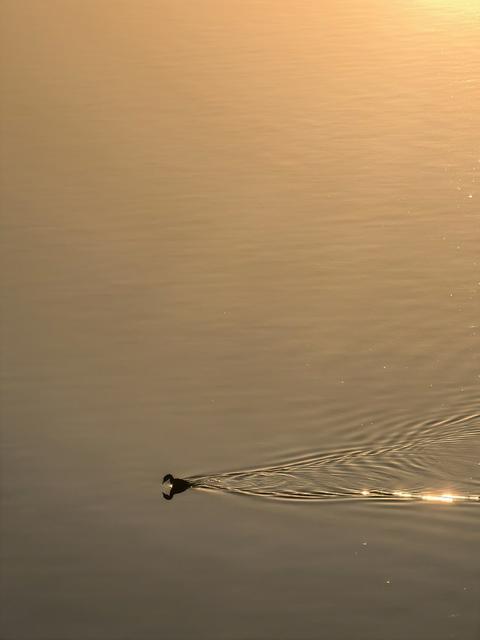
(188, 413), (480, 503)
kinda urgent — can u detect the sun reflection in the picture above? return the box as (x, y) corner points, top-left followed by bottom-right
(421, 494), (454, 503)
(420, 492), (480, 503)
(360, 490), (479, 503)
(422, 493), (480, 503)
(393, 491), (413, 499)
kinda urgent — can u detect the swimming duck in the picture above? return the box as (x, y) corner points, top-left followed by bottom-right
(162, 474), (194, 500)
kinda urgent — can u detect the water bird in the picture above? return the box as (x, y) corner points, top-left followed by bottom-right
(162, 474), (194, 500)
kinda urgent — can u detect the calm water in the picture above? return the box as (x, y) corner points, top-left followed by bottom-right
(1, 1), (479, 639)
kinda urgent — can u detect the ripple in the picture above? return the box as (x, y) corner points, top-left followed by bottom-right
(189, 413), (480, 502)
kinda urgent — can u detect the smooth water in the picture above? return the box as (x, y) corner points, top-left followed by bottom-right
(1, 2), (479, 639)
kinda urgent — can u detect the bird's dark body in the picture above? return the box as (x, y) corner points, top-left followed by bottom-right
(162, 474), (194, 500)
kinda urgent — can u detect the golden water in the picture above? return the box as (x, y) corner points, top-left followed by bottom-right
(1, 2), (479, 639)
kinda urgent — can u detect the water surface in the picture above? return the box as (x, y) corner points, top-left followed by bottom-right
(1, 1), (479, 639)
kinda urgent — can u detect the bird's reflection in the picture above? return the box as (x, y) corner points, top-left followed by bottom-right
(162, 474), (194, 500)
